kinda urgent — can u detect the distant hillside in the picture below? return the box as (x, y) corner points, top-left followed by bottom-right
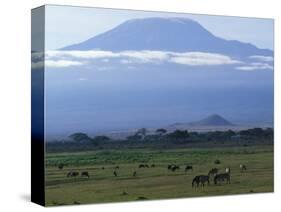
(169, 114), (234, 129)
(190, 114), (234, 126)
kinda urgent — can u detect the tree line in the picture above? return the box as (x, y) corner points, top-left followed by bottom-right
(46, 128), (273, 153)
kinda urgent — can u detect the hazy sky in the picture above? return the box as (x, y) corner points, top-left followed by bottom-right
(45, 5), (274, 51)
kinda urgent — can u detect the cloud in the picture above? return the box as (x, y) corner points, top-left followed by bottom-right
(45, 60), (84, 68)
(121, 50), (169, 63)
(41, 50), (242, 68)
(169, 52), (241, 66)
(46, 50), (118, 60)
(31, 51), (274, 73)
(31, 52), (84, 69)
(236, 62), (273, 71)
(249, 55), (274, 62)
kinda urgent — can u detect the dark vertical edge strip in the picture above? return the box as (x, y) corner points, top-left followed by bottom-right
(31, 5), (45, 206)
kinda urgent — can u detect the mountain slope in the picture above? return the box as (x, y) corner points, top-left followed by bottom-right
(62, 17), (272, 58)
(190, 114), (234, 126)
(169, 114), (234, 129)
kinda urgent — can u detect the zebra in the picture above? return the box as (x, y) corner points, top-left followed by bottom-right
(214, 173), (230, 184)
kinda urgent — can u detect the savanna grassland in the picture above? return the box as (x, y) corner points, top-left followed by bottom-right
(45, 145), (273, 206)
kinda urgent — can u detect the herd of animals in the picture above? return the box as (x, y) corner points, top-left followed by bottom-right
(58, 162), (247, 187)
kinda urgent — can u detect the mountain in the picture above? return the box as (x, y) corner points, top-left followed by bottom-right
(62, 17), (272, 59)
(190, 114), (234, 126)
(169, 114), (234, 129)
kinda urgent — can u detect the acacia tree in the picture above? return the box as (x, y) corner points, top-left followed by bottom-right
(69, 133), (91, 142)
(168, 130), (190, 140)
(156, 128), (167, 136)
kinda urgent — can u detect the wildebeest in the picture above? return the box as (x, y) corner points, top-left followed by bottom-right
(240, 164), (247, 172)
(208, 168), (219, 176)
(58, 163), (64, 170)
(214, 173), (230, 184)
(73, 201), (81, 205)
(225, 167), (231, 174)
(81, 171), (90, 178)
(168, 164), (173, 170)
(185, 165), (193, 172)
(139, 164), (145, 168)
(133, 171), (137, 177)
(171, 165), (180, 172)
(214, 160), (221, 164)
(67, 171), (79, 177)
(151, 164), (155, 168)
(139, 163), (149, 168)
(101, 167), (105, 170)
(192, 175), (209, 187)
(113, 171), (118, 177)
(115, 166), (120, 169)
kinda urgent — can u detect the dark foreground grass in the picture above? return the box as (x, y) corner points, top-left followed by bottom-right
(45, 145), (273, 206)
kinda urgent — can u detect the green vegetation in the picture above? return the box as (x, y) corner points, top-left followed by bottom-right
(45, 145), (273, 206)
(47, 128), (273, 152)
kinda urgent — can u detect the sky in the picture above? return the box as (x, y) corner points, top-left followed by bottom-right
(38, 5), (274, 138)
(45, 5), (274, 51)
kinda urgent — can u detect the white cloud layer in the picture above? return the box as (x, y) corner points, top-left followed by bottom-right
(31, 50), (273, 71)
(40, 50), (242, 67)
(32, 60), (83, 69)
(170, 52), (241, 66)
(45, 60), (84, 68)
(249, 55), (274, 62)
(235, 62), (273, 71)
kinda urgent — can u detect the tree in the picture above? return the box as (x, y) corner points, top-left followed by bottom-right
(69, 133), (91, 142)
(156, 128), (167, 135)
(93, 135), (110, 142)
(127, 134), (142, 141)
(168, 130), (190, 140)
(223, 130), (236, 138)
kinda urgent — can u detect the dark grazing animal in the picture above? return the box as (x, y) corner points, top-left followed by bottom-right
(214, 173), (230, 184)
(185, 165), (193, 172)
(139, 164), (145, 168)
(240, 164), (247, 172)
(171, 165), (180, 172)
(67, 171), (79, 177)
(81, 171), (90, 178)
(192, 175), (210, 187)
(208, 168), (219, 176)
(139, 163), (149, 168)
(133, 171), (137, 177)
(115, 166), (120, 169)
(168, 165), (173, 170)
(199, 175), (210, 187)
(113, 171), (118, 177)
(192, 176), (201, 187)
(58, 163), (64, 170)
(151, 164), (155, 168)
(214, 160), (221, 164)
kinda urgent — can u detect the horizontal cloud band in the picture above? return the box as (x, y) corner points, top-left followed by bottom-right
(31, 50), (273, 71)
(32, 50), (241, 68)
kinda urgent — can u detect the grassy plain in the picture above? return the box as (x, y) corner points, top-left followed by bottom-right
(45, 145), (273, 206)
